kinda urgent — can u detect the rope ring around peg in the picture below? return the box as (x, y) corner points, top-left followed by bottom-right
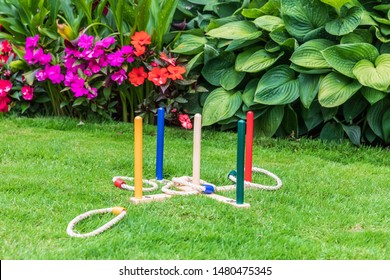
(229, 167), (282, 191)
(112, 176), (159, 192)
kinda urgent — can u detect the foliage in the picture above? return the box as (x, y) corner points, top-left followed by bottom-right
(0, 0), (192, 126)
(172, 0), (390, 145)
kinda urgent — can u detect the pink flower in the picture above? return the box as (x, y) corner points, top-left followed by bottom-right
(26, 35), (39, 49)
(86, 86), (98, 100)
(0, 79), (12, 97)
(96, 37), (115, 48)
(107, 51), (124, 67)
(24, 48), (43, 65)
(70, 77), (88, 98)
(88, 60), (101, 73)
(178, 114), (192, 130)
(35, 69), (47, 81)
(21, 86), (34, 100)
(121, 45), (133, 54)
(39, 53), (52, 65)
(78, 34), (94, 49)
(64, 71), (74, 87)
(111, 69), (127, 85)
(46, 65), (64, 84)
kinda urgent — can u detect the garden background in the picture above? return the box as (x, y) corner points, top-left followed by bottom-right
(0, 0), (389, 260)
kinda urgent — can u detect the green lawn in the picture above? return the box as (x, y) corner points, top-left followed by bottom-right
(0, 116), (389, 260)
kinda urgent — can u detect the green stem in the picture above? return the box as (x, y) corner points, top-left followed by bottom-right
(120, 92), (128, 122)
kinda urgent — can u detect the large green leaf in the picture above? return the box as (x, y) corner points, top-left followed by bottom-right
(202, 88), (242, 126)
(320, 0), (351, 10)
(322, 43), (379, 78)
(281, 0), (330, 42)
(290, 39), (334, 69)
(302, 101), (323, 131)
(242, 79), (258, 107)
(206, 21), (262, 40)
(220, 68), (246, 91)
(201, 52), (235, 86)
(342, 124), (361, 146)
(367, 99), (390, 140)
(254, 65), (300, 105)
(235, 47), (284, 73)
(361, 87), (388, 105)
(341, 29), (373, 44)
(298, 74), (322, 109)
(318, 72), (362, 107)
(172, 34), (207, 55)
(253, 15), (284, 32)
(254, 106), (285, 137)
(352, 54), (390, 91)
(383, 108), (390, 143)
(320, 122), (344, 142)
(325, 6), (363, 36)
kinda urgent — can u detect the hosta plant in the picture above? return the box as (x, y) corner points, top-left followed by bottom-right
(172, 0), (390, 145)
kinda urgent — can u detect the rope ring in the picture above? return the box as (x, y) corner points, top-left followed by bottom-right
(161, 180), (199, 196)
(228, 167), (283, 191)
(67, 207), (127, 238)
(112, 176), (159, 192)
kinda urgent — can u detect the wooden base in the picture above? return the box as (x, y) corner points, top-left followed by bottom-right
(204, 193), (250, 208)
(130, 193), (171, 204)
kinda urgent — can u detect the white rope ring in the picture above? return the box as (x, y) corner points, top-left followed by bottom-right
(66, 207), (127, 238)
(228, 167), (283, 191)
(112, 176), (159, 192)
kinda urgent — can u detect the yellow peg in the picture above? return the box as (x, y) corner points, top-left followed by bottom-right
(134, 116), (143, 199)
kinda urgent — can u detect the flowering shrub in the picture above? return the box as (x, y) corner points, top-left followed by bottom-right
(0, 31), (192, 129)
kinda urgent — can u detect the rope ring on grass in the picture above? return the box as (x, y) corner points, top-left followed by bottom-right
(66, 207), (127, 238)
(112, 176), (159, 192)
(228, 167), (283, 191)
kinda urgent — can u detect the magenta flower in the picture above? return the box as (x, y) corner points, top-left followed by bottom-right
(26, 35), (39, 49)
(88, 60), (101, 73)
(64, 71), (74, 87)
(35, 69), (47, 81)
(96, 37), (115, 48)
(83, 69), (92, 76)
(46, 65), (64, 84)
(21, 86), (34, 101)
(78, 34), (94, 49)
(70, 77), (88, 98)
(24, 48), (43, 65)
(121, 46), (133, 55)
(86, 86), (98, 100)
(107, 51), (124, 67)
(111, 69), (127, 85)
(98, 55), (109, 68)
(39, 53), (52, 65)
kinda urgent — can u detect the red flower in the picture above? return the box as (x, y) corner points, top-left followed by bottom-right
(147, 67), (169, 86)
(131, 31), (151, 47)
(178, 114), (192, 130)
(160, 52), (176, 66)
(131, 31), (151, 57)
(0, 79), (12, 97)
(128, 67), (148, 87)
(21, 86), (34, 101)
(133, 44), (146, 57)
(0, 55), (9, 67)
(167, 65), (186, 80)
(1, 40), (12, 53)
(0, 96), (10, 112)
